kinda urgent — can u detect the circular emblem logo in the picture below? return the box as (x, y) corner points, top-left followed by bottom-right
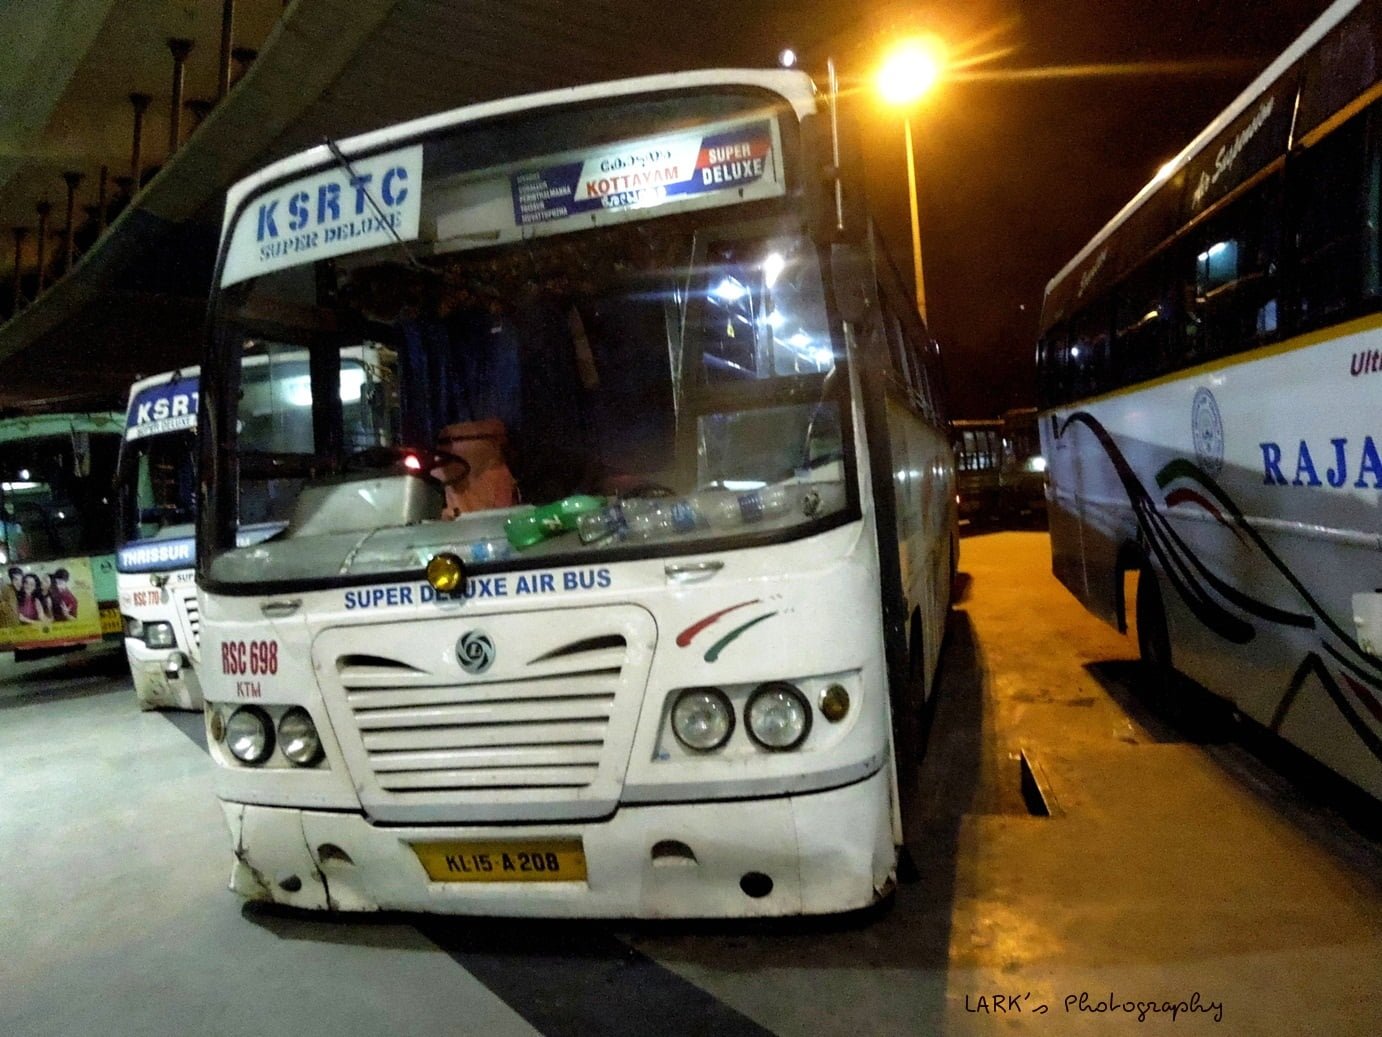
(456, 631), (495, 675)
(1191, 387), (1224, 476)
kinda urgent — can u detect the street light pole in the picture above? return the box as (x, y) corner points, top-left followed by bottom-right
(903, 115), (927, 325)
(876, 36), (945, 329)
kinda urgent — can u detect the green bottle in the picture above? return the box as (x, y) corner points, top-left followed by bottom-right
(505, 495), (606, 550)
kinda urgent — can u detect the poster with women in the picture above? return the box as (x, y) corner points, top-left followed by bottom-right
(0, 555), (103, 651)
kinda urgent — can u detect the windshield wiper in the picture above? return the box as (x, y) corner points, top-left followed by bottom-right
(322, 137), (426, 273)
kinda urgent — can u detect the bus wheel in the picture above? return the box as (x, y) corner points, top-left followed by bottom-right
(1135, 566), (1180, 715)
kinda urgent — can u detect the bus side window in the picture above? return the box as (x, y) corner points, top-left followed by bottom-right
(1290, 106), (1381, 333)
(903, 329), (939, 422)
(1067, 302), (1111, 399)
(1038, 324), (1068, 407)
(879, 285), (939, 421)
(1178, 174), (1283, 364)
(1113, 259), (1172, 386)
(879, 306), (912, 394)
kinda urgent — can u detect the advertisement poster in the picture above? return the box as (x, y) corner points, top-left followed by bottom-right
(0, 555), (103, 651)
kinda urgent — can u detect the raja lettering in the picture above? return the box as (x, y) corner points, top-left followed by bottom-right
(1259, 436), (1382, 488)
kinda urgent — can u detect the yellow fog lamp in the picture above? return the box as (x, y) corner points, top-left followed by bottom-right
(819, 683), (851, 723)
(426, 552), (466, 595)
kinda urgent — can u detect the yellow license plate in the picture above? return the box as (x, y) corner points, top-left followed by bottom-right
(99, 606), (123, 635)
(412, 839), (587, 883)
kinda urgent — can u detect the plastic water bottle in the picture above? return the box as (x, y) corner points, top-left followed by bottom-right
(577, 500), (627, 544)
(690, 484), (820, 529)
(577, 497), (701, 544)
(623, 498), (700, 541)
(464, 538), (513, 563)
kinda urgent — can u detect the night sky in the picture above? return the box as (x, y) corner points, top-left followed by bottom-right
(716, 0), (1330, 416)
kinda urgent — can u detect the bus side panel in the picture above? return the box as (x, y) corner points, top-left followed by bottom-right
(1046, 330), (1382, 800)
(1042, 411), (1134, 628)
(885, 394), (953, 694)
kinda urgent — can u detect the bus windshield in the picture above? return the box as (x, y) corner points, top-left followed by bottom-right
(205, 90), (852, 589)
(119, 429), (197, 544)
(1, 428), (120, 565)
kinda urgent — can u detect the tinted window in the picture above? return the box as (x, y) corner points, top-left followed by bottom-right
(1292, 110), (1381, 330)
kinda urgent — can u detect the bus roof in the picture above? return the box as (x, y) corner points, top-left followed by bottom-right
(1042, 0), (1358, 318)
(125, 367), (201, 400)
(0, 411), (123, 445)
(221, 68), (819, 240)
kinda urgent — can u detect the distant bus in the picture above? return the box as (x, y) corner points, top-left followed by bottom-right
(1, 410), (124, 657)
(1037, 0), (1380, 801)
(116, 368), (203, 708)
(197, 68), (956, 917)
(998, 407), (1047, 525)
(116, 350), (396, 709)
(951, 418), (1002, 524)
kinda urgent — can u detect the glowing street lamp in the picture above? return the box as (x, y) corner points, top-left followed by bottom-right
(877, 37), (946, 325)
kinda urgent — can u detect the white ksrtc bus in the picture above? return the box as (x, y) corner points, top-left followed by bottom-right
(1037, 0), (1381, 802)
(117, 369), (204, 709)
(198, 68), (955, 917)
(118, 352), (395, 709)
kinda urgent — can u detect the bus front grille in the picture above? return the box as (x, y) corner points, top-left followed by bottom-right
(315, 606), (656, 823)
(176, 588), (201, 658)
(343, 672), (616, 792)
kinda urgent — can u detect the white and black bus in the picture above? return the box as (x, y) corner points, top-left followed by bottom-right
(1038, 0), (1381, 802)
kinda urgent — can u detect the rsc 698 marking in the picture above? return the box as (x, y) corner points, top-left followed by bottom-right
(220, 639), (280, 676)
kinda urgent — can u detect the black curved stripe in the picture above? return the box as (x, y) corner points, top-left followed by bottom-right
(1155, 459), (1376, 654)
(1061, 412), (1256, 642)
(1056, 411), (1382, 771)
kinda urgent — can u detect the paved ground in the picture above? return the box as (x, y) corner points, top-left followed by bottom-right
(2, 532), (1378, 1037)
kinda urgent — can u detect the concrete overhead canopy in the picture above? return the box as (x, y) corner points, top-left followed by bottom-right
(0, 0), (764, 410)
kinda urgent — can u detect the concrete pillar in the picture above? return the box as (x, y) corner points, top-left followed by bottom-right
(231, 46), (257, 84)
(35, 201), (51, 293)
(168, 38), (194, 153)
(185, 99), (214, 130)
(62, 171), (83, 273)
(219, 0), (235, 99)
(97, 165), (109, 234)
(11, 227), (27, 310)
(129, 92), (152, 187)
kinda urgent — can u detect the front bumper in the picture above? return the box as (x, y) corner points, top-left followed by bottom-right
(221, 766), (894, 918)
(125, 639), (202, 710)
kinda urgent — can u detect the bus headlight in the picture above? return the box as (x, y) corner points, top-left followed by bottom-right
(277, 707), (324, 767)
(143, 621), (175, 649)
(225, 707), (274, 765)
(746, 682), (811, 750)
(671, 688), (734, 752)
